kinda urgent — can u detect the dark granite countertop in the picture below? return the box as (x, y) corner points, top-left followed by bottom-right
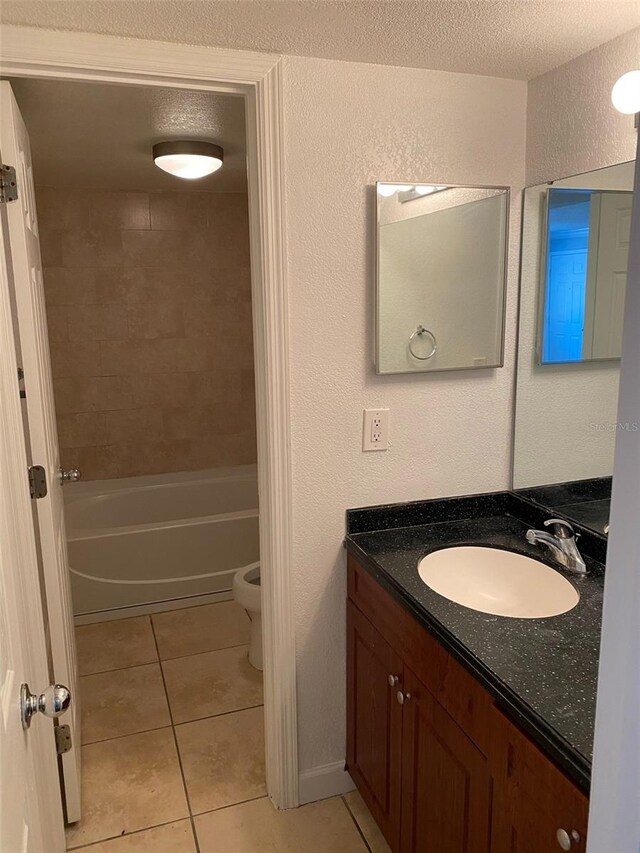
(515, 477), (612, 536)
(345, 491), (605, 792)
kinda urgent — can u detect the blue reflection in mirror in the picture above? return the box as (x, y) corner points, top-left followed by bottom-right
(539, 188), (631, 365)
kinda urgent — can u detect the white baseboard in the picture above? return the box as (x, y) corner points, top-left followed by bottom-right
(298, 761), (355, 805)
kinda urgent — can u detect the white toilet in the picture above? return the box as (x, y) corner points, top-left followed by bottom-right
(233, 561), (262, 671)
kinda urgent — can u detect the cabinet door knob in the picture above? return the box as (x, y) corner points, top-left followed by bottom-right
(388, 674), (399, 687)
(396, 691), (411, 705)
(556, 829), (580, 850)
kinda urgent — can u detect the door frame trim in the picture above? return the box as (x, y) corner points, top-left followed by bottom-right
(0, 24), (299, 809)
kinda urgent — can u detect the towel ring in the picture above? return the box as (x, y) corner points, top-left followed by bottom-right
(408, 325), (437, 360)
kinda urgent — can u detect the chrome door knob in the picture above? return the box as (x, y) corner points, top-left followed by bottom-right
(60, 468), (81, 483)
(388, 674), (399, 687)
(396, 691), (411, 705)
(21, 683), (71, 730)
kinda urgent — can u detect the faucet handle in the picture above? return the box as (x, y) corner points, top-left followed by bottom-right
(544, 518), (575, 539)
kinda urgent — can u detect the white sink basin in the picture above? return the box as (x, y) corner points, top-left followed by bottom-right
(417, 546), (579, 618)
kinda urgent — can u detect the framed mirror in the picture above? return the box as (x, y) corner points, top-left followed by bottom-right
(375, 182), (509, 374)
(512, 160), (635, 535)
(537, 187), (632, 364)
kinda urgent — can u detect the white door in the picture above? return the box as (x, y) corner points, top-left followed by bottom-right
(583, 190), (632, 359)
(0, 208), (65, 849)
(0, 82), (82, 822)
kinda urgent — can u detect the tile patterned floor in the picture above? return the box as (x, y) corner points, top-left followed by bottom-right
(69, 601), (390, 852)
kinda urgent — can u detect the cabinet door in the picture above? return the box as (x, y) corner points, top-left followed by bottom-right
(491, 711), (588, 853)
(400, 667), (493, 853)
(347, 600), (403, 850)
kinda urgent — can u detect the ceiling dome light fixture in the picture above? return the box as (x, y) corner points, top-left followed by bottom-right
(152, 141), (224, 179)
(611, 70), (640, 115)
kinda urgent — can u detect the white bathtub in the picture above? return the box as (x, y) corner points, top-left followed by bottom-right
(65, 466), (259, 617)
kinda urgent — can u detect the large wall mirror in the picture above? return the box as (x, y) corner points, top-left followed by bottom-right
(538, 187), (632, 364)
(512, 160), (635, 535)
(375, 182), (509, 374)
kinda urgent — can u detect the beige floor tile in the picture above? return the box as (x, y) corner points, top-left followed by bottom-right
(76, 616), (157, 675)
(176, 706), (266, 814)
(72, 820), (196, 852)
(343, 790), (392, 853)
(65, 728), (188, 849)
(162, 645), (263, 724)
(80, 663), (171, 743)
(195, 796), (369, 853)
(152, 601), (250, 660)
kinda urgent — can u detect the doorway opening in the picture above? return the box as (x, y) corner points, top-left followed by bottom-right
(2, 70), (279, 847)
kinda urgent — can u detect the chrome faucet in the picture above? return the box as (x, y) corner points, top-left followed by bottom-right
(526, 518), (587, 575)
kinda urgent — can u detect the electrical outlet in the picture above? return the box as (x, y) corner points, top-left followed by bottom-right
(363, 408), (389, 451)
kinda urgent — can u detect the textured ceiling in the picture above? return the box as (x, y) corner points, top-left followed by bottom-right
(2, 1), (640, 80)
(5, 77), (247, 192)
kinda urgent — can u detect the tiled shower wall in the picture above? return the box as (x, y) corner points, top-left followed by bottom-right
(36, 187), (256, 480)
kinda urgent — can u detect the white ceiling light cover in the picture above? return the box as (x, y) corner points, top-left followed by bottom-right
(153, 140), (224, 179)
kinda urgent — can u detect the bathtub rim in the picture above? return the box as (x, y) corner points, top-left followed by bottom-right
(64, 464), (259, 539)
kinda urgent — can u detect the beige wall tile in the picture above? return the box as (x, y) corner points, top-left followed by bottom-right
(58, 412), (108, 449)
(105, 408), (164, 445)
(50, 341), (101, 378)
(65, 728), (188, 849)
(43, 268), (98, 305)
(149, 191), (209, 230)
(182, 300), (253, 339)
(67, 304), (128, 341)
(121, 268), (184, 303)
(117, 439), (193, 476)
(127, 302), (185, 339)
(61, 444), (129, 480)
(129, 372), (193, 409)
(71, 820), (196, 853)
(45, 305), (68, 342)
(58, 229), (124, 268)
(54, 377), (100, 414)
(122, 230), (186, 268)
(176, 706), (266, 814)
(40, 188), (255, 480)
(184, 265), (252, 304)
(101, 339), (210, 377)
(39, 228), (64, 266)
(188, 432), (257, 469)
(163, 400), (252, 442)
(195, 796), (368, 853)
(37, 187), (150, 231)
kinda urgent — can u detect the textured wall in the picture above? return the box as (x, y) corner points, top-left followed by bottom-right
(527, 26), (640, 184)
(38, 187), (256, 480)
(282, 55), (527, 775)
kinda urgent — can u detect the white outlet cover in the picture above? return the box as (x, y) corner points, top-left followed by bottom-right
(363, 408), (389, 451)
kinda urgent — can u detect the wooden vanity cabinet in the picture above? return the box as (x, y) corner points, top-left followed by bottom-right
(490, 710), (589, 853)
(346, 600), (403, 848)
(346, 554), (589, 853)
(400, 666), (493, 853)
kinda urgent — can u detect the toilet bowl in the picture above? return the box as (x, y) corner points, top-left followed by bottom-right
(233, 561), (262, 670)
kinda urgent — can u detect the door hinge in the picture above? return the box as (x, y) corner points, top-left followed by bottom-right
(0, 164), (18, 203)
(28, 465), (47, 499)
(17, 367), (26, 399)
(54, 724), (72, 755)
